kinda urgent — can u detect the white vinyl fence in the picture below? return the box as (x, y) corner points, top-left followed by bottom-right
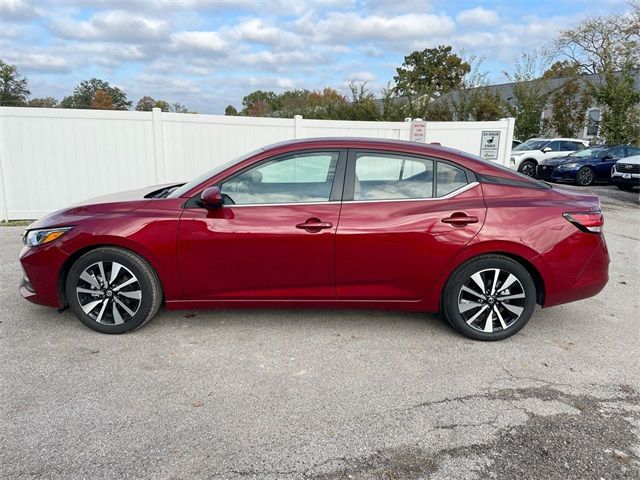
(0, 107), (514, 220)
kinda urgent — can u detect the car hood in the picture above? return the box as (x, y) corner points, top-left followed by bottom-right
(542, 156), (596, 166)
(511, 149), (538, 155)
(27, 183), (180, 230)
(616, 155), (640, 165)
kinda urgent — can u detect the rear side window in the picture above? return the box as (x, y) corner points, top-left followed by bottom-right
(436, 163), (468, 197)
(354, 153), (433, 200)
(352, 152), (470, 201)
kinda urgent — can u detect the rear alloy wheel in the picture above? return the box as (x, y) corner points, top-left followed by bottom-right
(519, 160), (536, 177)
(66, 247), (162, 333)
(576, 166), (595, 186)
(442, 255), (537, 341)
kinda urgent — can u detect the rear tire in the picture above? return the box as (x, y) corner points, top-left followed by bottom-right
(518, 160), (536, 177)
(65, 247), (162, 334)
(442, 255), (537, 341)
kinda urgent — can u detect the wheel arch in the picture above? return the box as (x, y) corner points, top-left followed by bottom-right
(58, 242), (166, 307)
(434, 246), (547, 313)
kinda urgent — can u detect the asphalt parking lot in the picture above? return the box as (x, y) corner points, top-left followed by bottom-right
(1, 185), (639, 480)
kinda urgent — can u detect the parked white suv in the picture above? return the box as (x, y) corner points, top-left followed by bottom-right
(510, 138), (589, 176)
(611, 154), (640, 190)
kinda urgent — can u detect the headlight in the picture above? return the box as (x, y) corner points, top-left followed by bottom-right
(558, 163), (579, 169)
(24, 227), (72, 247)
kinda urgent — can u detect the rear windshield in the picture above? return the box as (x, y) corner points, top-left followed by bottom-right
(456, 150), (551, 189)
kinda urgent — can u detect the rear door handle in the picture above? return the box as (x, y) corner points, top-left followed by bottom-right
(296, 218), (333, 232)
(441, 214), (479, 226)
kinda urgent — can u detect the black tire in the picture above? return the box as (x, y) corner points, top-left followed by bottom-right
(615, 183), (634, 191)
(575, 166), (595, 186)
(518, 160), (536, 177)
(442, 255), (537, 341)
(65, 247), (162, 334)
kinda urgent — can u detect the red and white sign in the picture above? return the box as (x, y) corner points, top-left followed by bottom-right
(410, 120), (427, 143)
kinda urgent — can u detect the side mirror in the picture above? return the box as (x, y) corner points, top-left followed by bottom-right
(602, 153), (613, 160)
(542, 147), (552, 153)
(200, 186), (223, 209)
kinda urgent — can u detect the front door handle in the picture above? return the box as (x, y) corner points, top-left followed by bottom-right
(296, 218), (333, 232)
(441, 213), (479, 227)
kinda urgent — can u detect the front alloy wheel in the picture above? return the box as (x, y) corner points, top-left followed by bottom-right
(66, 247), (162, 333)
(442, 255), (536, 341)
(576, 166), (594, 186)
(519, 160), (536, 177)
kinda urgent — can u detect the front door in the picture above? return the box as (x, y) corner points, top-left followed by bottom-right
(335, 150), (486, 300)
(177, 150), (346, 300)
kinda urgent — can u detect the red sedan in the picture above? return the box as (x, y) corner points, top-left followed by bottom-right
(19, 138), (609, 340)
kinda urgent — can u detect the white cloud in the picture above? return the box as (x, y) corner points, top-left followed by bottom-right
(0, 0), (39, 21)
(308, 12), (455, 43)
(456, 7), (499, 26)
(346, 71), (376, 83)
(52, 10), (168, 42)
(170, 31), (228, 53)
(6, 52), (70, 72)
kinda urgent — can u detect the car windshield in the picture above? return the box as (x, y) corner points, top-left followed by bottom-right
(513, 140), (547, 151)
(567, 147), (606, 158)
(167, 147), (264, 198)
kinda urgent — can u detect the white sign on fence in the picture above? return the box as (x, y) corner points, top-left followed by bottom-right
(0, 107), (514, 220)
(410, 120), (427, 142)
(480, 130), (501, 160)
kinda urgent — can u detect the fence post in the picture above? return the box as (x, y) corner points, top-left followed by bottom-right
(151, 108), (166, 183)
(0, 107), (9, 221)
(294, 115), (303, 139)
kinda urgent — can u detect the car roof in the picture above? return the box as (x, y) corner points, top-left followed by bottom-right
(263, 136), (458, 153)
(525, 138), (587, 142)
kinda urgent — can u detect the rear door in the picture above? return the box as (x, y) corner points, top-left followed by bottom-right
(335, 150), (486, 301)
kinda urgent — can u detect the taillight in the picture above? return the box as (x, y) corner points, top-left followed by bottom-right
(563, 211), (604, 233)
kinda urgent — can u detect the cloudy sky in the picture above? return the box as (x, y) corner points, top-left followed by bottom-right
(0, 0), (631, 113)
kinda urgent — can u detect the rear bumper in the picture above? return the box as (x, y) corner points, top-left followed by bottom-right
(19, 244), (68, 308)
(543, 232), (609, 308)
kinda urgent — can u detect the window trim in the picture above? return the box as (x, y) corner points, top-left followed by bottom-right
(184, 148), (347, 208)
(343, 149), (476, 203)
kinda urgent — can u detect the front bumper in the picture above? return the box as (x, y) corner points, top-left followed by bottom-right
(19, 243), (70, 308)
(611, 172), (640, 187)
(536, 164), (558, 181)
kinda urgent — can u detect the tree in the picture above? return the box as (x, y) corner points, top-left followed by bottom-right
(306, 88), (349, 119)
(589, 66), (640, 144)
(27, 97), (58, 108)
(504, 52), (550, 139)
(344, 82), (381, 121)
(241, 90), (280, 116)
(0, 59), (30, 106)
(60, 78), (131, 110)
(554, 3), (640, 143)
(90, 90), (114, 110)
(469, 89), (508, 121)
(554, 4), (640, 74)
(542, 60), (584, 79)
(394, 45), (471, 99)
(154, 100), (171, 112)
(546, 75), (591, 138)
(135, 96), (156, 111)
(225, 105), (239, 116)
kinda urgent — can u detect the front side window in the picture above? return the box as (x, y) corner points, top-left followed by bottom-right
(221, 152), (338, 205)
(607, 147), (626, 159)
(627, 147), (640, 157)
(354, 154), (433, 200)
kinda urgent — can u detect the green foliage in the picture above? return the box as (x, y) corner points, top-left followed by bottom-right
(394, 45), (470, 98)
(345, 82), (381, 121)
(225, 105), (239, 116)
(241, 90), (281, 116)
(60, 78), (131, 110)
(0, 59), (30, 106)
(589, 65), (640, 144)
(27, 97), (58, 108)
(505, 52), (550, 139)
(546, 75), (591, 138)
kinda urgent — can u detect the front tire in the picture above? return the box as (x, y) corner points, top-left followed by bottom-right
(65, 247), (162, 334)
(442, 255), (537, 341)
(518, 160), (536, 177)
(576, 166), (595, 186)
